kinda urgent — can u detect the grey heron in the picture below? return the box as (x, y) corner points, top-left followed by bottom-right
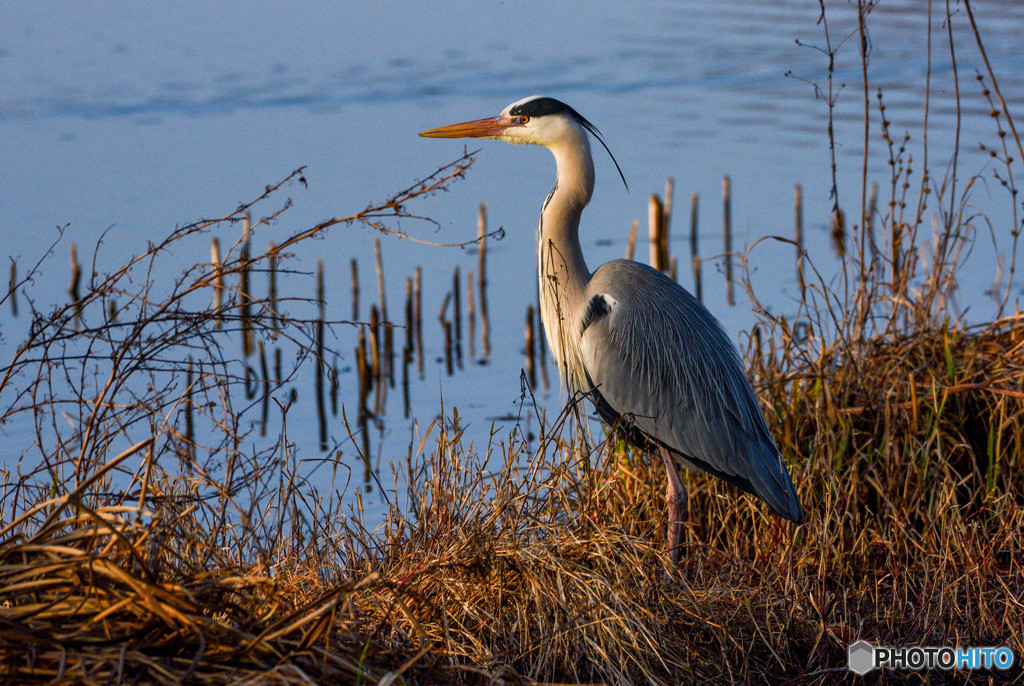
(420, 96), (803, 564)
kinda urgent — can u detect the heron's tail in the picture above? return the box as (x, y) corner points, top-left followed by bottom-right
(747, 445), (804, 523)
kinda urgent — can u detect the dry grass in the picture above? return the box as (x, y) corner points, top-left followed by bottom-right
(1, 306), (1021, 683)
(3, 4), (1024, 683)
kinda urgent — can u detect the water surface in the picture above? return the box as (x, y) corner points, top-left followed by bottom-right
(2, 0), (1022, 521)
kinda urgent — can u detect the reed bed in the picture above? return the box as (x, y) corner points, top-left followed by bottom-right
(1, 298), (1021, 683)
(3, 3), (1024, 683)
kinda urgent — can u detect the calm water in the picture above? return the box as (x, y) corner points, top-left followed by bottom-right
(2, 1), (1022, 520)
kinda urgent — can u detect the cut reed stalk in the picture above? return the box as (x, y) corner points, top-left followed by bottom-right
(68, 242), (81, 326)
(350, 257), (359, 321)
(626, 218), (638, 260)
(269, 240), (280, 333)
(330, 353), (339, 418)
(316, 261), (327, 450)
(439, 292), (453, 377)
(414, 266), (424, 377)
(477, 202), (491, 356)
(402, 345), (411, 418)
(404, 276), (414, 354)
(663, 176), (674, 267)
(795, 183), (806, 294)
(259, 341), (271, 434)
(648, 193), (665, 272)
(690, 192), (701, 302)
(240, 213), (253, 357)
(211, 238), (222, 328)
(722, 175), (734, 305)
(467, 269), (476, 358)
(525, 304), (536, 389)
(369, 304), (384, 414)
(375, 239), (393, 386)
(453, 265), (462, 369)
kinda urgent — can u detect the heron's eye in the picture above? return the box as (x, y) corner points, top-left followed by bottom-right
(519, 116), (530, 125)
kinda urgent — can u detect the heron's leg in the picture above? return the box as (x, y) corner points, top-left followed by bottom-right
(659, 447), (688, 567)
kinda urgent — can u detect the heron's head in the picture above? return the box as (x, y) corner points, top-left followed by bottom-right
(420, 95), (627, 188)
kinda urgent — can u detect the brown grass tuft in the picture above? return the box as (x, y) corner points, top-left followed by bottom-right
(3, 4), (1024, 683)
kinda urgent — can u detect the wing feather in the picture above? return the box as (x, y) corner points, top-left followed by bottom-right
(579, 260), (803, 522)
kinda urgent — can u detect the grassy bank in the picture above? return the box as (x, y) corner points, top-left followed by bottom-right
(1, 281), (1021, 683)
(3, 4), (1024, 684)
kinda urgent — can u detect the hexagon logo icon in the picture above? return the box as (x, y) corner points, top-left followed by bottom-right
(848, 640), (875, 675)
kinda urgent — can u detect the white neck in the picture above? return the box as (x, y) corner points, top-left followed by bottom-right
(537, 128), (595, 392)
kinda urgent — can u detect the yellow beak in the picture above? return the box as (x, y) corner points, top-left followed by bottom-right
(419, 116), (516, 139)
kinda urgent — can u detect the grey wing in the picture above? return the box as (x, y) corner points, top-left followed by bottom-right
(579, 260), (803, 522)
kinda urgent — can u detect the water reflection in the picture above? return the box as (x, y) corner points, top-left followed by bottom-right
(2, 0), (1022, 523)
